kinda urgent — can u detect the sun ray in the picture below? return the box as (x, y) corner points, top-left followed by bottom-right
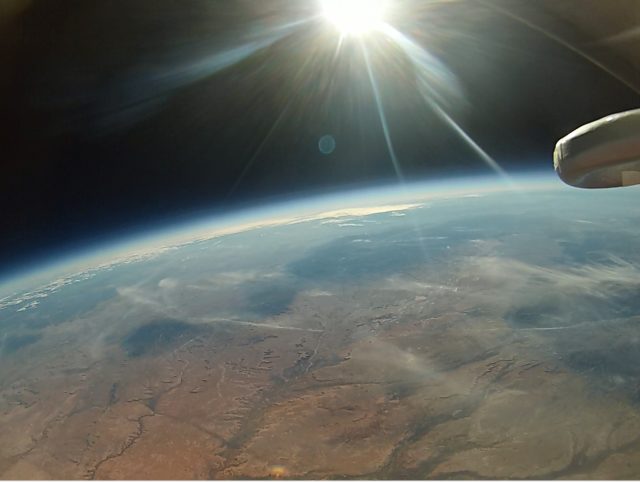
(361, 38), (433, 263)
(375, 23), (515, 185)
(120, 16), (316, 113)
(430, 102), (512, 181)
(361, 42), (405, 183)
(332, 33), (346, 63)
(227, 26), (325, 199)
(479, 0), (640, 95)
(226, 98), (295, 199)
(378, 23), (463, 107)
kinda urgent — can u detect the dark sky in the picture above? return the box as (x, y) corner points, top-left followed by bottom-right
(1, 0), (639, 278)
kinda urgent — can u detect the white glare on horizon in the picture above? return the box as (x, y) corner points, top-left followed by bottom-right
(321, 0), (388, 36)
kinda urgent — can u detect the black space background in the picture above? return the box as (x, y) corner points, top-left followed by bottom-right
(1, 0), (639, 279)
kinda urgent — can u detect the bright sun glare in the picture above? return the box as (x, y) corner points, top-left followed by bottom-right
(321, 0), (387, 36)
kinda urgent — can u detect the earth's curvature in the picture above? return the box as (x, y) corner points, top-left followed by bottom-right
(2, 176), (640, 479)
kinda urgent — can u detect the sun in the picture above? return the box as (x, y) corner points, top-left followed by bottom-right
(321, 0), (388, 36)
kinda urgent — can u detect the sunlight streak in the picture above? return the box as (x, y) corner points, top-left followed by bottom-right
(332, 34), (346, 63)
(378, 23), (463, 107)
(181, 17), (315, 85)
(226, 98), (295, 199)
(227, 18), (328, 198)
(360, 39), (434, 265)
(430, 102), (511, 181)
(376, 23), (514, 184)
(480, 1), (640, 95)
(361, 43), (405, 182)
(92, 15), (316, 130)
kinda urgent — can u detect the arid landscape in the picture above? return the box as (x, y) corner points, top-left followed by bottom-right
(3, 271), (640, 479)
(2, 187), (640, 479)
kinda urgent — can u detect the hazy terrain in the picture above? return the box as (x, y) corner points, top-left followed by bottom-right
(2, 185), (640, 479)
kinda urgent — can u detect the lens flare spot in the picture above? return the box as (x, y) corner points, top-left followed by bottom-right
(319, 134), (336, 154)
(269, 465), (288, 479)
